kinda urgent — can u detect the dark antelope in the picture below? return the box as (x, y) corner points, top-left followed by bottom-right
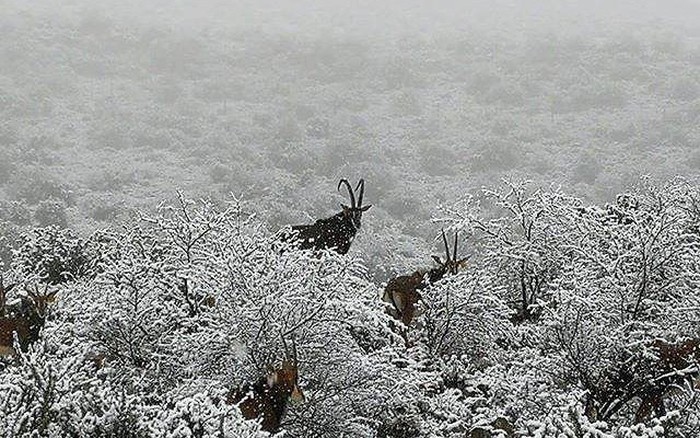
(227, 339), (304, 433)
(288, 179), (371, 255)
(0, 283), (57, 357)
(586, 338), (700, 423)
(383, 230), (468, 326)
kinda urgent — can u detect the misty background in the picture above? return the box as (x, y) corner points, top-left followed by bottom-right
(1, 0), (699, 280)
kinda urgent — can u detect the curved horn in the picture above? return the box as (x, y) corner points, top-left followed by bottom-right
(355, 179), (365, 207)
(441, 229), (451, 262)
(337, 179), (356, 209)
(25, 284), (37, 299)
(291, 336), (298, 367)
(279, 331), (290, 361)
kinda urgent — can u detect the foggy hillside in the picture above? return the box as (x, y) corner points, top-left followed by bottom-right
(9, 0), (700, 34)
(0, 1), (699, 437)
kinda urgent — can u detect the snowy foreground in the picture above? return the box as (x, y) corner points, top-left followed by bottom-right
(1, 179), (699, 437)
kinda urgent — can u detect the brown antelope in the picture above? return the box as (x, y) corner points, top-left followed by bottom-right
(383, 230), (469, 326)
(227, 338), (304, 433)
(586, 338), (700, 423)
(287, 178), (371, 255)
(0, 284), (56, 357)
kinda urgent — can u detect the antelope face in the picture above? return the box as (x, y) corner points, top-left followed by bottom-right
(27, 289), (57, 319)
(431, 229), (470, 276)
(338, 178), (371, 230)
(342, 205), (371, 230)
(290, 381), (304, 403)
(446, 258), (469, 275)
(270, 360), (305, 403)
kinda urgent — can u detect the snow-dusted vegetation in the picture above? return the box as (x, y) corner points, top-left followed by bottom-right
(1, 178), (698, 437)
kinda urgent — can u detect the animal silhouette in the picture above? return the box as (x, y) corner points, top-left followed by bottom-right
(383, 230), (468, 326)
(287, 178), (371, 254)
(227, 338), (304, 433)
(0, 284), (56, 357)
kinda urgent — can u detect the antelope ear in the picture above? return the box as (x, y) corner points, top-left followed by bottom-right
(431, 256), (443, 265)
(458, 255), (472, 266)
(266, 370), (278, 387)
(360, 205), (372, 211)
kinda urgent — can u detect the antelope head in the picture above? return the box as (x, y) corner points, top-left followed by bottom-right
(431, 229), (469, 277)
(24, 283), (57, 321)
(271, 335), (304, 403)
(0, 283), (56, 357)
(338, 179), (371, 230)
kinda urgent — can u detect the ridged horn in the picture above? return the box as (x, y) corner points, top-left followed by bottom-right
(441, 229), (450, 262)
(338, 179), (356, 209)
(356, 179), (365, 208)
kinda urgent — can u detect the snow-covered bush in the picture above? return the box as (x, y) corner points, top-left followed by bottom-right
(1, 181), (698, 437)
(12, 226), (100, 284)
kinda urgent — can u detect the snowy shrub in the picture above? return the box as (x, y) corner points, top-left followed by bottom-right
(1, 182), (698, 437)
(12, 226), (99, 284)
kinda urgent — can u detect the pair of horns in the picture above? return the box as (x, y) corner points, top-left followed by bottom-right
(25, 282), (51, 299)
(337, 179), (365, 209)
(441, 229), (459, 263)
(279, 332), (299, 366)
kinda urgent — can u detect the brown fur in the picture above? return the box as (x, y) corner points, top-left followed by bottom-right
(383, 230), (468, 327)
(383, 271), (427, 326)
(228, 360), (304, 433)
(0, 318), (31, 356)
(0, 288), (56, 357)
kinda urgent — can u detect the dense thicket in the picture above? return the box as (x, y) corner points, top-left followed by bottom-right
(1, 179), (698, 437)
